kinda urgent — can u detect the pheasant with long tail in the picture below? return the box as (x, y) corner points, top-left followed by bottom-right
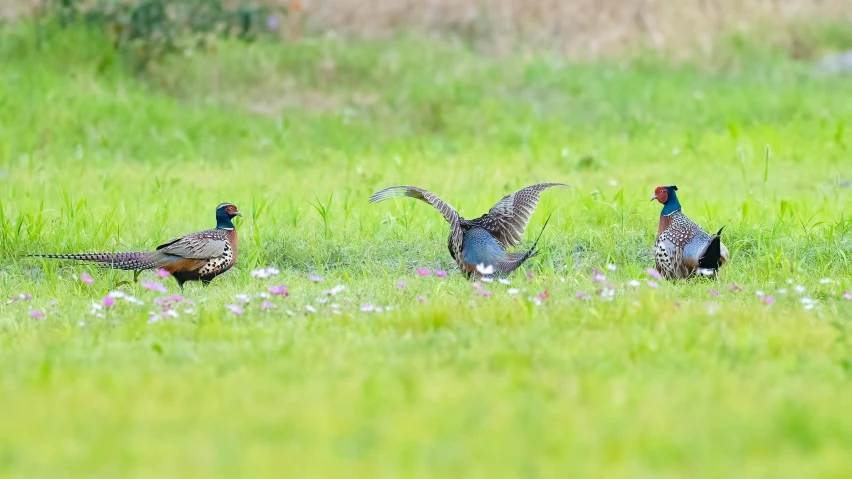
(30, 203), (242, 289)
(370, 183), (568, 278)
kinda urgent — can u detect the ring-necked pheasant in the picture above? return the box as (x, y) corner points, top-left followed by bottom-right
(370, 183), (568, 277)
(652, 186), (728, 279)
(30, 203), (242, 289)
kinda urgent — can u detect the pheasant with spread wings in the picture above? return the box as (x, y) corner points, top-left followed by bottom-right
(370, 183), (568, 277)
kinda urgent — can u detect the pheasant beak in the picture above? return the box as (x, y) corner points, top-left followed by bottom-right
(650, 195), (658, 202)
(235, 211), (243, 217)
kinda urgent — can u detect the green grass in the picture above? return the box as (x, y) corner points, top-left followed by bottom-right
(2, 21), (852, 478)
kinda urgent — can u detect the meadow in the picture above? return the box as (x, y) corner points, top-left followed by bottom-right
(1, 16), (852, 478)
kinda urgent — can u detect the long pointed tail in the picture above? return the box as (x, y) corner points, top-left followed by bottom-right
(524, 212), (553, 260)
(28, 252), (159, 271)
(496, 213), (553, 273)
(698, 227), (725, 270)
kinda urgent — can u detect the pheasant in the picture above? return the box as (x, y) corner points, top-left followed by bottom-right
(651, 186), (728, 280)
(30, 203), (242, 289)
(370, 183), (568, 277)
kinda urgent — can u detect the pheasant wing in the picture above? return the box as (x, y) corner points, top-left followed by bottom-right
(370, 185), (464, 267)
(369, 185), (461, 226)
(156, 230), (227, 259)
(476, 183), (568, 248)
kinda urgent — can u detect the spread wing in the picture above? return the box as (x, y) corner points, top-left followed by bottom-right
(155, 229), (227, 259)
(369, 185), (461, 226)
(473, 183), (569, 248)
(369, 185), (463, 265)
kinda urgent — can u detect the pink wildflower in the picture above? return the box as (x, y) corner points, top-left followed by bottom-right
(396, 281), (407, 289)
(538, 291), (549, 299)
(434, 270), (447, 278)
(29, 310), (45, 319)
(141, 281), (167, 293)
(225, 304), (244, 315)
(102, 295), (115, 308)
(708, 290), (719, 297)
(268, 285), (289, 297)
(308, 275), (324, 282)
(81, 272), (94, 285)
(417, 268), (430, 276)
(417, 295), (427, 302)
(761, 295), (776, 305)
(843, 291), (852, 300)
(729, 285), (742, 291)
(261, 301), (276, 310)
(156, 268), (170, 278)
(647, 280), (659, 289)
(646, 268), (663, 280)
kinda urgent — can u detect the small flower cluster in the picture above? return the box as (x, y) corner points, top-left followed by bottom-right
(251, 266), (280, 279)
(18, 265), (852, 323)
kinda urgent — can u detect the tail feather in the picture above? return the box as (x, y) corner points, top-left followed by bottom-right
(698, 227), (725, 270)
(496, 213), (553, 273)
(29, 252), (160, 271)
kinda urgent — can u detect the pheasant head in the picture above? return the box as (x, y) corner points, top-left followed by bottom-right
(651, 186), (681, 216)
(215, 203), (242, 230)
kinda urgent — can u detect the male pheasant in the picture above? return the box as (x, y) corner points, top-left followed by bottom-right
(31, 203), (242, 289)
(370, 183), (568, 277)
(652, 186), (728, 280)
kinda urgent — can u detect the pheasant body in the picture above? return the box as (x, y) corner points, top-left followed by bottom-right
(31, 203), (242, 289)
(652, 186), (728, 280)
(370, 183), (567, 277)
(461, 228), (534, 275)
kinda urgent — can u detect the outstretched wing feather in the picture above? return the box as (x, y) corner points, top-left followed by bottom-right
(370, 185), (464, 268)
(479, 183), (568, 248)
(369, 185), (460, 226)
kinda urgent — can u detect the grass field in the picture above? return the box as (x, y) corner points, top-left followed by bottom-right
(2, 19), (852, 478)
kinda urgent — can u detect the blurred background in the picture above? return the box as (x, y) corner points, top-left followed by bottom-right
(2, 0), (851, 60)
